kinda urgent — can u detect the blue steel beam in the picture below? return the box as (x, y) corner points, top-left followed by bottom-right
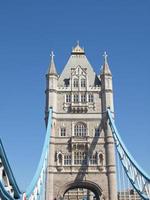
(107, 109), (150, 200)
(0, 139), (21, 200)
(25, 108), (52, 200)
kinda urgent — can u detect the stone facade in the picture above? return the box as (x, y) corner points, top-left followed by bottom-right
(45, 43), (117, 200)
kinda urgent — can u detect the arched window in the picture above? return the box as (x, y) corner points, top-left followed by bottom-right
(99, 153), (104, 166)
(57, 153), (63, 166)
(74, 123), (87, 137)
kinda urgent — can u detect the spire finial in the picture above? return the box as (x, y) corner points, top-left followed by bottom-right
(71, 41), (85, 55)
(77, 40), (80, 46)
(101, 51), (111, 75)
(48, 50), (57, 75)
(103, 51), (108, 64)
(50, 51), (55, 60)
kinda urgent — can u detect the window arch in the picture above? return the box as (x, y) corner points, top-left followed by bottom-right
(74, 123), (87, 137)
(99, 153), (104, 166)
(57, 152), (63, 166)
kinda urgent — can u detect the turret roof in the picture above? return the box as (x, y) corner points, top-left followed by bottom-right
(48, 51), (57, 75)
(101, 51), (112, 75)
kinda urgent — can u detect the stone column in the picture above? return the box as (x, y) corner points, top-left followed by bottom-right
(105, 121), (117, 200)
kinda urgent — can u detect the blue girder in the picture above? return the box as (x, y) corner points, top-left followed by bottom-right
(25, 108), (52, 200)
(107, 109), (150, 200)
(0, 139), (21, 200)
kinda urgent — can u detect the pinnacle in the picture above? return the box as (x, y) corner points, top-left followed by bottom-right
(71, 41), (85, 54)
(48, 51), (57, 75)
(101, 51), (112, 75)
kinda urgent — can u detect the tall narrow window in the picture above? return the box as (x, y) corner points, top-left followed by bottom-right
(81, 79), (86, 87)
(64, 154), (71, 165)
(89, 93), (94, 102)
(66, 94), (71, 103)
(60, 127), (66, 136)
(99, 153), (104, 166)
(58, 154), (63, 166)
(73, 79), (79, 87)
(95, 128), (100, 136)
(81, 93), (86, 103)
(74, 123), (87, 137)
(74, 151), (87, 165)
(74, 94), (79, 103)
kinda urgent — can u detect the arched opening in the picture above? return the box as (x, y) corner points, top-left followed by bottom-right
(99, 153), (104, 166)
(57, 152), (63, 166)
(64, 188), (95, 200)
(59, 181), (102, 200)
(58, 154), (63, 166)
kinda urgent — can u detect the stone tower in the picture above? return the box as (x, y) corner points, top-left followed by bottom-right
(45, 43), (117, 200)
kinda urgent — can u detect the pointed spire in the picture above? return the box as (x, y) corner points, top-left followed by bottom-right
(48, 51), (57, 75)
(101, 51), (112, 75)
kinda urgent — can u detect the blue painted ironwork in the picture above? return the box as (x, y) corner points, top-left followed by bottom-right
(0, 139), (21, 200)
(25, 108), (52, 200)
(107, 108), (150, 200)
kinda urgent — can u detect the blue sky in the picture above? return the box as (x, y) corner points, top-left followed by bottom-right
(0, 0), (150, 191)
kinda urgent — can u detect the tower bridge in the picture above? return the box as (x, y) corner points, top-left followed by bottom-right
(0, 43), (150, 200)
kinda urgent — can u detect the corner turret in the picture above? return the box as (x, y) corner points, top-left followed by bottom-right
(100, 51), (114, 112)
(100, 53), (117, 200)
(45, 51), (58, 125)
(101, 51), (112, 75)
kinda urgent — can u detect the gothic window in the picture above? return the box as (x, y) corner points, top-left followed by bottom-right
(58, 153), (63, 166)
(74, 123), (87, 137)
(81, 79), (86, 87)
(74, 94), (79, 103)
(73, 79), (79, 87)
(90, 154), (97, 165)
(74, 151), (87, 165)
(88, 93), (94, 102)
(64, 154), (71, 165)
(66, 94), (71, 103)
(81, 93), (86, 103)
(95, 128), (100, 136)
(60, 127), (66, 136)
(99, 153), (104, 166)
